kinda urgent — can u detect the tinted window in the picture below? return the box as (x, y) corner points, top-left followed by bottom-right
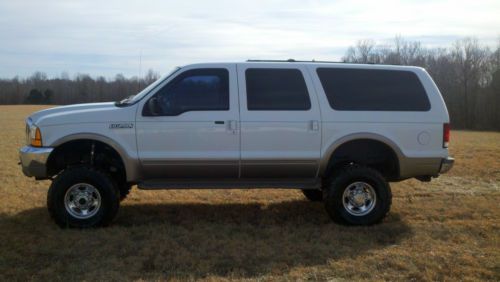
(246, 68), (311, 110)
(316, 68), (431, 111)
(145, 68), (229, 116)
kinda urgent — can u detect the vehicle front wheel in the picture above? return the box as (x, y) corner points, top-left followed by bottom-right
(47, 166), (120, 228)
(118, 183), (133, 201)
(324, 165), (392, 225)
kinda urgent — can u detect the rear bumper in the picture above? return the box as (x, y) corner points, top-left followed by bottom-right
(439, 157), (454, 174)
(398, 155), (454, 181)
(19, 146), (53, 178)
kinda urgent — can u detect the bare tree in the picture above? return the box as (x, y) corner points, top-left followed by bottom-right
(451, 37), (490, 128)
(343, 39), (378, 63)
(144, 69), (160, 85)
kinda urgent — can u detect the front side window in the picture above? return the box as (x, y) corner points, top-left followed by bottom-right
(144, 68), (229, 116)
(245, 68), (311, 110)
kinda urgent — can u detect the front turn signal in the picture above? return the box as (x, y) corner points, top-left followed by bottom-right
(31, 127), (42, 147)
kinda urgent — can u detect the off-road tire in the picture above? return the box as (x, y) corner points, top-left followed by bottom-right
(301, 189), (323, 202)
(324, 165), (392, 225)
(118, 184), (133, 201)
(47, 166), (120, 228)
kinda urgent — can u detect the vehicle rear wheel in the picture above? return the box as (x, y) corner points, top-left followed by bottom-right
(47, 166), (120, 228)
(324, 165), (392, 225)
(301, 189), (323, 202)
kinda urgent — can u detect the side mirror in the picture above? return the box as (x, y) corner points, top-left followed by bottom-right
(147, 97), (160, 116)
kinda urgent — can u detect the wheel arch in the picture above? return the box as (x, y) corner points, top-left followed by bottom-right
(320, 133), (404, 180)
(48, 133), (140, 182)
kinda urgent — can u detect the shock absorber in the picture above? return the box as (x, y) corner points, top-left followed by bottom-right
(90, 141), (95, 165)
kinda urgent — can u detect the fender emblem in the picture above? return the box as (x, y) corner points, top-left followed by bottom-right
(109, 123), (134, 129)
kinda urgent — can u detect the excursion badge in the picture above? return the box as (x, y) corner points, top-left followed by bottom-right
(109, 123), (134, 129)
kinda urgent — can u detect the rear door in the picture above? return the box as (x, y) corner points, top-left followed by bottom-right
(237, 63), (322, 178)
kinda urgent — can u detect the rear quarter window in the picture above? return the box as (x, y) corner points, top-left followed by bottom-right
(316, 68), (431, 111)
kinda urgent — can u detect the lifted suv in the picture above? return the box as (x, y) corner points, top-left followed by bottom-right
(19, 61), (454, 228)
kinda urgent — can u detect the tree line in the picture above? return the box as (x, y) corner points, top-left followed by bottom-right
(0, 36), (499, 130)
(0, 70), (160, 106)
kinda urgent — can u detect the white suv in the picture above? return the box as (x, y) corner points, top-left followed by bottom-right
(19, 61), (454, 228)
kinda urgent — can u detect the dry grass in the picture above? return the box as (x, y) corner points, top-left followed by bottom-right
(0, 105), (499, 281)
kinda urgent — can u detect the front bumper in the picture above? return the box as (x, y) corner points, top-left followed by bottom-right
(19, 146), (54, 178)
(439, 157), (454, 174)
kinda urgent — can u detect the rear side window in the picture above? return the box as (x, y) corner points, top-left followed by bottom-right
(246, 68), (311, 110)
(316, 68), (431, 111)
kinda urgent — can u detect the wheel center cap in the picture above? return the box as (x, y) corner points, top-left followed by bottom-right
(76, 194), (91, 208)
(353, 193), (366, 206)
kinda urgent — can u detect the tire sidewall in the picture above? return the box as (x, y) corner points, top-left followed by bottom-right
(302, 189), (323, 202)
(118, 184), (132, 201)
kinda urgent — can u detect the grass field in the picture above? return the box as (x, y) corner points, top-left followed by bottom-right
(0, 105), (499, 281)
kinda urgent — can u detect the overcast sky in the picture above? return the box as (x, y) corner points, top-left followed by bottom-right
(0, 0), (499, 78)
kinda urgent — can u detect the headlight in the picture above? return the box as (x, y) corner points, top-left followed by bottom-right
(28, 124), (43, 147)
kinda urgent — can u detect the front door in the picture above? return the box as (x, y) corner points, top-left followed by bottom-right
(136, 64), (240, 179)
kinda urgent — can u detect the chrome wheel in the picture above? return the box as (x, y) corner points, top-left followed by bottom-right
(342, 181), (377, 216)
(64, 183), (101, 219)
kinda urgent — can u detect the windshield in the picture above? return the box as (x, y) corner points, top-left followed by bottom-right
(117, 67), (181, 105)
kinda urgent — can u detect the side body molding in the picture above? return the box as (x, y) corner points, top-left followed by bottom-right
(51, 133), (141, 182)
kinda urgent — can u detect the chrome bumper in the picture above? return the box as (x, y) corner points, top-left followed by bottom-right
(19, 146), (54, 178)
(439, 157), (454, 174)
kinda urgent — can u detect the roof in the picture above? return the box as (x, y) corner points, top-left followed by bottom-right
(183, 60), (425, 71)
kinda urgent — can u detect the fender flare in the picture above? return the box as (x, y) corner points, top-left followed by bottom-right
(319, 132), (405, 177)
(50, 133), (141, 182)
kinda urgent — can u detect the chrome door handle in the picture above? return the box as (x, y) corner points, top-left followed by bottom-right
(310, 120), (319, 131)
(228, 120), (238, 134)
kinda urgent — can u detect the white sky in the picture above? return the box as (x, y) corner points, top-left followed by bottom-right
(0, 0), (499, 78)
